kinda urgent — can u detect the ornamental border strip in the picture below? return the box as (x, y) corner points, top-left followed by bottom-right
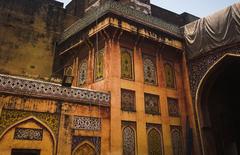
(0, 74), (110, 106)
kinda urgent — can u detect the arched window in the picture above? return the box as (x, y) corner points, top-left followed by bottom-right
(123, 126), (136, 155)
(171, 127), (183, 155)
(164, 63), (176, 88)
(148, 128), (163, 155)
(79, 59), (88, 85)
(121, 48), (133, 80)
(143, 55), (157, 85)
(94, 49), (104, 81)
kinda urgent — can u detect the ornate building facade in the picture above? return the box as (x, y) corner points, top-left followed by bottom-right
(0, 0), (239, 155)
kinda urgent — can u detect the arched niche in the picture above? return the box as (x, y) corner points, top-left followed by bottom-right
(0, 116), (56, 155)
(72, 141), (97, 155)
(195, 54), (240, 155)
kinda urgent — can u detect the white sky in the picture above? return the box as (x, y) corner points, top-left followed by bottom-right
(58, 0), (239, 17)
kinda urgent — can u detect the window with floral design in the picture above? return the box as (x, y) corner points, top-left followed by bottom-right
(121, 47), (134, 80)
(79, 59), (88, 86)
(143, 55), (157, 85)
(94, 49), (104, 81)
(121, 89), (135, 112)
(164, 63), (176, 88)
(144, 93), (160, 115)
(167, 98), (180, 117)
(171, 126), (183, 155)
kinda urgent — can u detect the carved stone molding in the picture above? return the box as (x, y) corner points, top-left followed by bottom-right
(0, 74), (110, 107)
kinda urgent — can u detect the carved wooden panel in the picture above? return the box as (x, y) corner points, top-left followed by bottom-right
(94, 49), (104, 81)
(164, 62), (176, 89)
(79, 59), (88, 86)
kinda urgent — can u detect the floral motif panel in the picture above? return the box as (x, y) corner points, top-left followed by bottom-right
(122, 126), (136, 155)
(72, 116), (101, 131)
(121, 47), (134, 80)
(14, 128), (43, 141)
(171, 126), (183, 155)
(147, 127), (163, 155)
(144, 93), (160, 115)
(164, 63), (176, 88)
(94, 49), (104, 81)
(168, 98), (180, 117)
(64, 65), (73, 76)
(79, 59), (88, 86)
(143, 55), (157, 85)
(121, 89), (135, 112)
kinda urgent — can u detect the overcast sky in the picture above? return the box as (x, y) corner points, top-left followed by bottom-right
(58, 0), (239, 17)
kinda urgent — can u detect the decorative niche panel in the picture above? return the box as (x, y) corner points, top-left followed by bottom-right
(14, 128), (43, 141)
(121, 89), (136, 112)
(122, 121), (136, 155)
(171, 126), (183, 155)
(121, 47), (134, 80)
(79, 59), (88, 86)
(164, 62), (176, 89)
(143, 54), (157, 85)
(146, 123), (163, 155)
(94, 49), (104, 81)
(144, 93), (160, 115)
(167, 98), (180, 117)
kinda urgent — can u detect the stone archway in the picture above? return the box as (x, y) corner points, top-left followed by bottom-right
(196, 54), (240, 155)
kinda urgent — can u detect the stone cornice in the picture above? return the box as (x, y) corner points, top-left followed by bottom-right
(0, 74), (110, 107)
(59, 0), (181, 43)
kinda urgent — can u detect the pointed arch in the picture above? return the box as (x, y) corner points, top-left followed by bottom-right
(0, 116), (57, 155)
(122, 126), (136, 155)
(72, 141), (97, 155)
(147, 127), (164, 155)
(195, 53), (240, 154)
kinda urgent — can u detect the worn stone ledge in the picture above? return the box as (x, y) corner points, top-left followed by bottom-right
(0, 74), (110, 107)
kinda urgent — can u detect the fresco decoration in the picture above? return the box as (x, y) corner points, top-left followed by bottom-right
(121, 89), (135, 112)
(0, 74), (111, 106)
(143, 55), (157, 85)
(72, 136), (101, 154)
(167, 98), (180, 117)
(79, 59), (88, 86)
(14, 128), (43, 141)
(121, 48), (134, 80)
(144, 93), (160, 115)
(0, 109), (59, 136)
(94, 49), (104, 81)
(72, 116), (101, 131)
(171, 126), (183, 155)
(164, 63), (176, 88)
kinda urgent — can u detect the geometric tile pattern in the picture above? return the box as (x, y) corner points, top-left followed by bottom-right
(14, 128), (43, 141)
(0, 74), (110, 106)
(72, 116), (101, 131)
